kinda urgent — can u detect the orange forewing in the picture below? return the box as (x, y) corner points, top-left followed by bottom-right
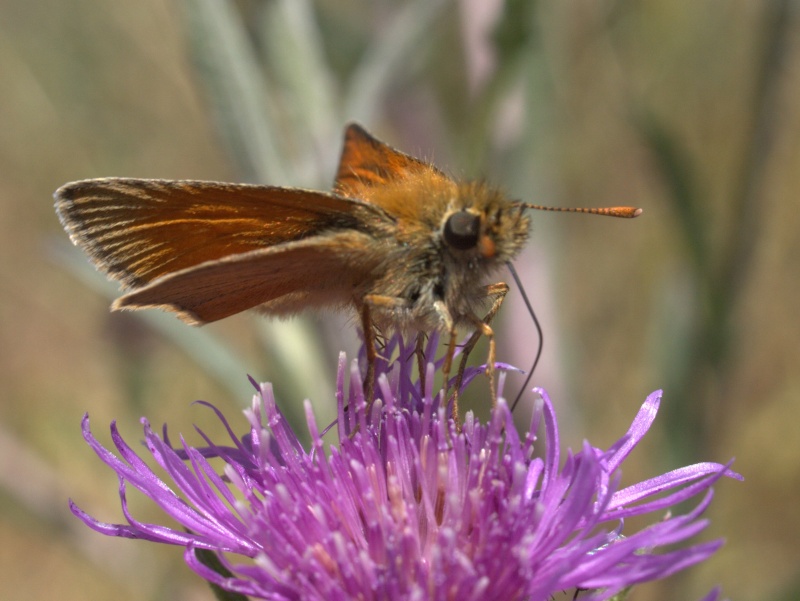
(334, 123), (447, 200)
(55, 178), (383, 290)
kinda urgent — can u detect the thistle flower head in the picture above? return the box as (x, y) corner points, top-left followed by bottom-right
(70, 335), (739, 600)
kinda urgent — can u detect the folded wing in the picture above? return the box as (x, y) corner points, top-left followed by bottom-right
(113, 230), (380, 324)
(55, 178), (376, 289)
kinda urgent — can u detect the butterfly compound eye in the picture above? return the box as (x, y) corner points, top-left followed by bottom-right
(443, 210), (481, 250)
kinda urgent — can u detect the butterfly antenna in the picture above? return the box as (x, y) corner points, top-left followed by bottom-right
(506, 203), (641, 409)
(507, 262), (543, 412)
(520, 203), (642, 218)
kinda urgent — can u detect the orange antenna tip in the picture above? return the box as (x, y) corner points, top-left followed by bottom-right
(610, 206), (643, 218)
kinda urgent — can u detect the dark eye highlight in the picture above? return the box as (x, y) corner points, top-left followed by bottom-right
(443, 211), (480, 250)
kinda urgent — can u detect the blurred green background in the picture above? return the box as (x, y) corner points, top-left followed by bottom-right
(1, 1), (798, 599)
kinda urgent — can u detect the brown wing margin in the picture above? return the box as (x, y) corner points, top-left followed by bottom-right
(333, 123), (447, 199)
(112, 230), (379, 325)
(54, 178), (379, 289)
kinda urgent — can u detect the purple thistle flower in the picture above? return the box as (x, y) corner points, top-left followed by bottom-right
(70, 335), (740, 600)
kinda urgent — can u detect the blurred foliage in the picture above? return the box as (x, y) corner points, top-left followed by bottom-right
(1, 1), (799, 600)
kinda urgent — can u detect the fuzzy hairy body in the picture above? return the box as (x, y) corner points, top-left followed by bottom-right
(351, 178), (529, 332)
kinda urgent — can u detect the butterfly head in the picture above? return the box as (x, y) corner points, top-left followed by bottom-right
(440, 181), (530, 268)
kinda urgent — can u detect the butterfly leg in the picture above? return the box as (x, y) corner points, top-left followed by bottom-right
(359, 302), (377, 409)
(361, 294), (411, 409)
(453, 282), (509, 416)
(415, 331), (428, 398)
(432, 300), (458, 417)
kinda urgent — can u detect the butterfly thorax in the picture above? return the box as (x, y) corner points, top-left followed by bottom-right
(356, 177), (530, 332)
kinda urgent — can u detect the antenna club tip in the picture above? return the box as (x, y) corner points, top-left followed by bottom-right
(610, 206), (643, 218)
